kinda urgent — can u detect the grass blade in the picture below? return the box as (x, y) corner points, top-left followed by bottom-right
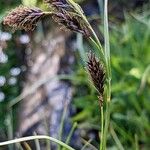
(0, 135), (75, 150)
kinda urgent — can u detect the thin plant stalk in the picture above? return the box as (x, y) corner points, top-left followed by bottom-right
(102, 102), (110, 150)
(65, 122), (77, 145)
(58, 103), (68, 150)
(67, 0), (104, 57)
(33, 132), (41, 150)
(100, 106), (104, 150)
(43, 118), (51, 150)
(0, 135), (75, 150)
(5, 110), (13, 150)
(89, 37), (105, 63)
(81, 139), (93, 150)
(135, 134), (139, 150)
(81, 138), (98, 150)
(62, 122), (77, 150)
(15, 142), (24, 150)
(110, 125), (124, 150)
(23, 142), (32, 150)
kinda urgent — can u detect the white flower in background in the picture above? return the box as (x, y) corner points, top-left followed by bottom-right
(0, 92), (5, 102)
(8, 77), (17, 85)
(0, 31), (12, 41)
(19, 34), (30, 44)
(10, 67), (21, 76)
(0, 50), (8, 63)
(0, 76), (6, 87)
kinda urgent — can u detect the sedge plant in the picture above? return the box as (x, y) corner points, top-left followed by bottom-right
(2, 0), (111, 149)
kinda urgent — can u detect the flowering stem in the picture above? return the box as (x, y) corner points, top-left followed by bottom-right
(57, 1), (111, 149)
(101, 0), (111, 150)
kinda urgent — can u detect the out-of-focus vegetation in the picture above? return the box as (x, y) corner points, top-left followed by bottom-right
(0, 0), (150, 149)
(0, 1), (22, 138)
(0, 36), (21, 128)
(0, 0), (21, 13)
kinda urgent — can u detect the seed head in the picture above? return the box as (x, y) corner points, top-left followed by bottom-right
(87, 52), (105, 106)
(3, 6), (45, 31)
(3, 1), (91, 36)
(44, 0), (90, 37)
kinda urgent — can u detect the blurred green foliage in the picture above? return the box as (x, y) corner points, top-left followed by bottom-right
(0, 0), (21, 18)
(0, 0), (22, 136)
(0, 37), (21, 136)
(73, 13), (150, 149)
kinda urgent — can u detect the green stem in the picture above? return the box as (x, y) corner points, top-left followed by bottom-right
(102, 0), (111, 149)
(102, 67), (111, 150)
(65, 122), (77, 145)
(62, 122), (77, 150)
(104, 0), (111, 78)
(103, 100), (111, 150)
(110, 125), (124, 150)
(89, 25), (103, 52)
(89, 37), (105, 63)
(58, 104), (68, 150)
(100, 106), (104, 150)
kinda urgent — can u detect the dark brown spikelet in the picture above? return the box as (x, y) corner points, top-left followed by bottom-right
(87, 52), (105, 106)
(3, 6), (46, 31)
(44, 0), (90, 37)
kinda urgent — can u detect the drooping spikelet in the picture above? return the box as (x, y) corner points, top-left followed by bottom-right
(87, 52), (105, 106)
(3, 1), (91, 36)
(3, 6), (46, 31)
(44, 0), (90, 37)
